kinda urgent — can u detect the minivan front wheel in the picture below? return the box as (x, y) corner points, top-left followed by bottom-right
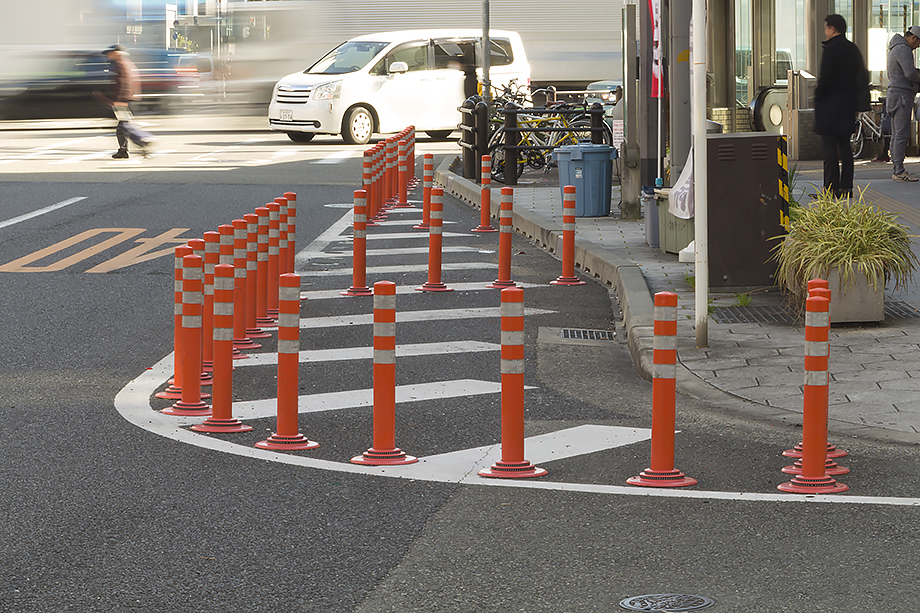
(342, 106), (373, 145)
(286, 132), (315, 143)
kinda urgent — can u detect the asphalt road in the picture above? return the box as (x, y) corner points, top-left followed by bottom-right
(2, 117), (920, 612)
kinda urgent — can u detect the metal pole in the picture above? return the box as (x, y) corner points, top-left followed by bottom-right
(482, 0), (491, 103)
(692, 0), (708, 347)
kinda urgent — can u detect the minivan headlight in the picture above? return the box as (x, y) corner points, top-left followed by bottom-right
(313, 80), (342, 101)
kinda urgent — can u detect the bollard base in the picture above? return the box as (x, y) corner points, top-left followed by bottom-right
(783, 442), (848, 459)
(778, 474), (848, 494)
(256, 317), (278, 328)
(550, 276), (587, 286)
(351, 447), (419, 466)
(245, 327), (273, 339)
(472, 225), (498, 233)
(627, 468), (698, 488)
(162, 401), (212, 417)
(413, 222), (431, 230)
(487, 279), (518, 289)
(157, 385), (211, 400)
(342, 286), (374, 297)
(479, 460), (548, 479)
(255, 433), (319, 451)
(192, 418), (253, 433)
(782, 459), (850, 476)
(233, 338), (261, 350)
(417, 282), (453, 292)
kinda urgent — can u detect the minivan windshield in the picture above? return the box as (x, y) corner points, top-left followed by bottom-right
(306, 41), (389, 75)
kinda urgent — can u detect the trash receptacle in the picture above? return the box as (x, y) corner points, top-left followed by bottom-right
(552, 144), (618, 217)
(641, 186), (659, 248)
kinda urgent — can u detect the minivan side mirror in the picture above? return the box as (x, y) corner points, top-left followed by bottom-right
(388, 61), (409, 74)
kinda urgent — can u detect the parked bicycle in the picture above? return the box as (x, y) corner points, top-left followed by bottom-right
(487, 96), (612, 183)
(850, 110), (884, 159)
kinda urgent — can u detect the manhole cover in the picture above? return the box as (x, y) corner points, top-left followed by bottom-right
(619, 593), (714, 612)
(561, 328), (616, 341)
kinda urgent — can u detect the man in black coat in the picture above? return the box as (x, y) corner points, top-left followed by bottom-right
(814, 14), (870, 198)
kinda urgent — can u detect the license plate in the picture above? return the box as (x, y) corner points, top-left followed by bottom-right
(280, 109), (293, 121)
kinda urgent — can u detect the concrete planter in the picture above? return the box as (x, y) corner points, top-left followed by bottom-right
(825, 267), (885, 323)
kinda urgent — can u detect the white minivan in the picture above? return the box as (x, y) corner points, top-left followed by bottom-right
(268, 29), (530, 144)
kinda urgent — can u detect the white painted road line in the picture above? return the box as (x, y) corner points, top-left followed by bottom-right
(300, 261), (496, 277)
(401, 425), (653, 482)
(300, 281), (541, 301)
(0, 197), (88, 230)
(313, 150), (362, 164)
(364, 231), (471, 240)
(116, 349), (920, 505)
(237, 340), (499, 367)
(228, 379), (518, 420)
(296, 307), (554, 329)
(320, 246), (483, 258)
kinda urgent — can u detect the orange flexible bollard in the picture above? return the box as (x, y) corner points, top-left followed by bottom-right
(627, 292), (697, 487)
(784, 279), (847, 460)
(779, 295), (848, 493)
(551, 185), (586, 285)
(342, 190), (374, 297)
(352, 281), (418, 465)
(188, 238), (213, 386)
(414, 153), (433, 230)
(231, 219), (260, 350)
(256, 273), (319, 450)
(488, 187), (517, 289)
(472, 154), (497, 232)
(201, 231), (221, 372)
(407, 126), (416, 184)
(362, 151), (379, 226)
(284, 191), (298, 270)
(254, 206), (275, 328)
(163, 254), (211, 416)
(219, 224), (248, 359)
(276, 196), (289, 276)
(479, 287), (547, 478)
(156, 245), (193, 400)
(192, 264), (252, 433)
(396, 139), (409, 207)
(266, 202), (281, 318)
(417, 187), (453, 292)
(244, 213), (270, 339)
(388, 137), (398, 203)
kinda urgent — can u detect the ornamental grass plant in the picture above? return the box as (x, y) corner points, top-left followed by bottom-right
(771, 187), (918, 305)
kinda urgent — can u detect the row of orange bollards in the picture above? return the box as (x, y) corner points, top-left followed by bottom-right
(361, 127), (417, 222)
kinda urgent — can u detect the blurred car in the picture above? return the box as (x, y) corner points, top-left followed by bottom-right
(176, 53), (225, 101)
(128, 48), (199, 110)
(584, 80), (622, 129)
(0, 50), (112, 120)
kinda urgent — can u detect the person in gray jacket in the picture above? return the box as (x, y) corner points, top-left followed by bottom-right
(887, 26), (920, 181)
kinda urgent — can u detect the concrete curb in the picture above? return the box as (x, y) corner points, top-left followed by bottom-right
(436, 158), (656, 382)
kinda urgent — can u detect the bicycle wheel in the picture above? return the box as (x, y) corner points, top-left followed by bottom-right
(487, 128), (525, 183)
(850, 121), (864, 159)
(569, 119), (612, 145)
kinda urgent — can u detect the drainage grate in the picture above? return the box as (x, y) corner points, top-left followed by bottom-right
(711, 301), (920, 324)
(710, 305), (796, 324)
(619, 593), (715, 612)
(886, 300), (920, 319)
(561, 328), (616, 341)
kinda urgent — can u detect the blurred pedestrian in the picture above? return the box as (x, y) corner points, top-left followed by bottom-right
(96, 45), (155, 159)
(814, 14), (870, 198)
(886, 26), (920, 181)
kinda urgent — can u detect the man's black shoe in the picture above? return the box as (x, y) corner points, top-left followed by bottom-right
(112, 149), (129, 159)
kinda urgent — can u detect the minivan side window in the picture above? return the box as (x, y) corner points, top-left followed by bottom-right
(433, 39), (476, 69)
(369, 41), (429, 75)
(481, 39), (514, 67)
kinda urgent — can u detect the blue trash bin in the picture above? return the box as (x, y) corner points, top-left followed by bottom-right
(552, 144), (618, 217)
